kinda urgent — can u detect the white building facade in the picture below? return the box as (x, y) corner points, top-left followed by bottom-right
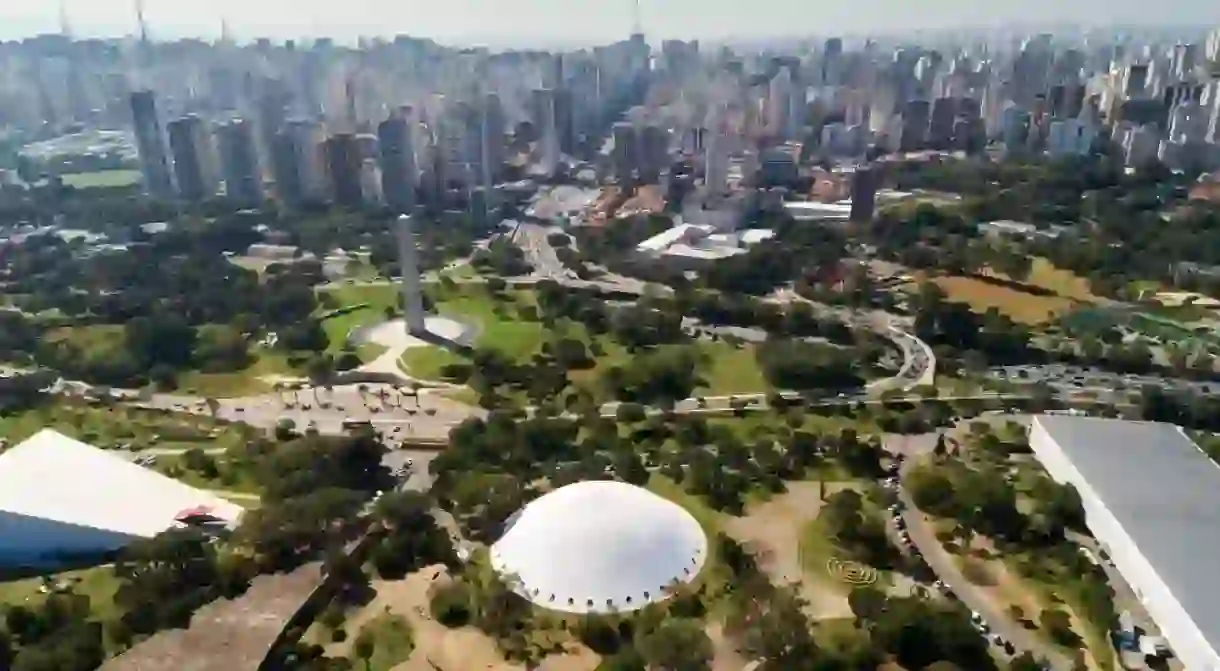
(1028, 416), (1220, 671)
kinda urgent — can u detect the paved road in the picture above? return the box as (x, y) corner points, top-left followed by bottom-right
(890, 432), (1072, 671)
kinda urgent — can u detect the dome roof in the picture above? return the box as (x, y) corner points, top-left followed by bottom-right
(489, 480), (708, 614)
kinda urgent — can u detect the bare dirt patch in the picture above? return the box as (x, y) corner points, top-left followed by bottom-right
(330, 566), (598, 671)
(724, 481), (852, 621)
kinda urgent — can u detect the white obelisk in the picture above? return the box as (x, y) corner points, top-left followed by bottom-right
(396, 213), (426, 334)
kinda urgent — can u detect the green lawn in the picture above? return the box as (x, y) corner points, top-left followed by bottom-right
(152, 452), (263, 496)
(316, 284), (401, 356)
(396, 286), (549, 378)
(397, 345), (467, 381)
(59, 169), (142, 190)
(0, 566), (122, 620)
(47, 324), (126, 351)
(352, 612), (415, 670)
(384, 284), (772, 398)
(0, 401), (238, 451)
(47, 324), (301, 398)
(176, 350), (301, 397)
(696, 341), (770, 395)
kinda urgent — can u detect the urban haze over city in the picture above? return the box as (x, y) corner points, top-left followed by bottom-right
(4, 2), (1220, 671)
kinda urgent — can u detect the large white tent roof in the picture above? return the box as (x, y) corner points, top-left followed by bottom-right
(0, 429), (245, 545)
(489, 480), (708, 614)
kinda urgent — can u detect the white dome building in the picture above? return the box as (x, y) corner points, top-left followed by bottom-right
(489, 480), (708, 614)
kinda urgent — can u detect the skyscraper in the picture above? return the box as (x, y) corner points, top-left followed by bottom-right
(130, 90), (174, 198)
(612, 122), (638, 184)
(378, 110), (418, 213)
(325, 133), (364, 207)
(928, 97), (958, 149)
(767, 67), (793, 138)
(272, 120), (327, 207)
(216, 118), (263, 206)
(638, 124), (669, 184)
(167, 115), (217, 202)
(899, 99), (931, 151)
(850, 166), (878, 223)
(481, 93), (506, 189)
(531, 88), (561, 175)
(822, 38), (844, 86)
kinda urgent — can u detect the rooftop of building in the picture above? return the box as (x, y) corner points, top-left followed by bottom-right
(0, 429), (245, 552)
(1032, 414), (1220, 655)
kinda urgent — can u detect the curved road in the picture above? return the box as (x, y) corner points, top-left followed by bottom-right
(891, 434), (1071, 670)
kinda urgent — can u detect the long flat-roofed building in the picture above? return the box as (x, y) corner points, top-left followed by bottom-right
(1029, 415), (1220, 670)
(0, 429), (245, 567)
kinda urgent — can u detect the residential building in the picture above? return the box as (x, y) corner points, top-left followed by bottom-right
(130, 90), (174, 198)
(166, 114), (217, 202)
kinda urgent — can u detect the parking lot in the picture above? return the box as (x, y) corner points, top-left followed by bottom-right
(988, 364), (1218, 399)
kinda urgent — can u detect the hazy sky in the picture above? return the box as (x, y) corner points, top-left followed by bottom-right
(5, 0), (1220, 45)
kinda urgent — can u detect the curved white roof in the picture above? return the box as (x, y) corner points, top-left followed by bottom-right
(490, 480), (708, 614)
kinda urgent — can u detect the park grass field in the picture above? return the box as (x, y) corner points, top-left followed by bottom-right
(932, 275), (1077, 325)
(925, 257), (1100, 325)
(696, 341), (770, 396)
(59, 169), (142, 190)
(176, 350), (298, 397)
(0, 400), (242, 451)
(0, 566), (122, 620)
(1015, 257), (1100, 302)
(46, 324), (298, 397)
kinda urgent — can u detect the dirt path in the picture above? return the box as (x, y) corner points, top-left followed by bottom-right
(724, 481), (852, 621)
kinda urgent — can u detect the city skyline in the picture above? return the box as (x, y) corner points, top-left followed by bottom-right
(5, 0), (1220, 45)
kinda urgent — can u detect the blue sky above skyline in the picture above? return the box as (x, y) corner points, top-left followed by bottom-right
(4, 0), (1220, 44)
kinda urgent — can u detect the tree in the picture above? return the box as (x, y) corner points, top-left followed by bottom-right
(616, 403), (647, 424)
(352, 628), (376, 670)
(1008, 652), (1047, 671)
(848, 586), (888, 625)
(634, 618), (712, 671)
(1039, 609), (1079, 647)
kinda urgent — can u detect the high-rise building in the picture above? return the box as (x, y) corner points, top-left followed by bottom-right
(325, 133), (364, 207)
(1207, 28), (1220, 63)
(166, 115), (217, 202)
(611, 122), (638, 184)
(704, 108), (729, 195)
(531, 88), (561, 175)
(822, 37), (844, 86)
(767, 67), (793, 138)
(553, 88), (576, 155)
(1002, 107), (1030, 152)
(638, 124), (669, 184)
(899, 99), (931, 151)
(271, 120), (327, 207)
(928, 97), (958, 149)
(850, 166), (878, 223)
(1124, 64), (1150, 98)
(377, 110), (418, 213)
(216, 118), (263, 206)
(1170, 44), (1199, 82)
(130, 90), (174, 198)
(481, 93), (506, 189)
